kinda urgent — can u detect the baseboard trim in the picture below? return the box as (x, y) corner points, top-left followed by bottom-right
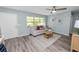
(53, 32), (69, 37)
(5, 34), (29, 40)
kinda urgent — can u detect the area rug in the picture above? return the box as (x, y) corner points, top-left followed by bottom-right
(29, 34), (61, 51)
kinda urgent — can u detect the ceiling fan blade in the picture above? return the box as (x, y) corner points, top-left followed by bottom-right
(46, 8), (53, 10)
(56, 8), (67, 11)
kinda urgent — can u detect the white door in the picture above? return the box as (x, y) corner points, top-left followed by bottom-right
(0, 12), (18, 39)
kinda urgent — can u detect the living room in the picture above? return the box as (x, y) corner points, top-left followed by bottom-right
(0, 6), (79, 52)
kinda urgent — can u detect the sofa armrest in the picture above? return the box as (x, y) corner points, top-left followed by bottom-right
(0, 35), (5, 45)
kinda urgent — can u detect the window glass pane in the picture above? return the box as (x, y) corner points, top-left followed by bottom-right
(26, 16), (33, 22)
(34, 17), (39, 26)
(40, 19), (44, 23)
(34, 19), (39, 23)
(34, 17), (40, 23)
(27, 23), (34, 26)
(40, 18), (44, 20)
(40, 18), (45, 23)
(27, 20), (33, 23)
(40, 18), (45, 25)
(27, 16), (33, 19)
(34, 17), (39, 20)
(26, 16), (34, 26)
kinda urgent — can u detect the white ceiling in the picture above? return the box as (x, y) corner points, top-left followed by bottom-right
(2, 6), (79, 15)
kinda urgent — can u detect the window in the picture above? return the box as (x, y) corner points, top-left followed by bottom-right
(26, 16), (45, 26)
(26, 17), (34, 26)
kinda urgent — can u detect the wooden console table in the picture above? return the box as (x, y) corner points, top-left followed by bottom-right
(71, 33), (79, 52)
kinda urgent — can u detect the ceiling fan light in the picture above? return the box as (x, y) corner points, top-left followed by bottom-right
(52, 10), (56, 13)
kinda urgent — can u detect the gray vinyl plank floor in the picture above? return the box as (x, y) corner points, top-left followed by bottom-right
(4, 34), (71, 52)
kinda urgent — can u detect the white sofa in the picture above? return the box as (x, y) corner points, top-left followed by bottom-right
(0, 35), (4, 44)
(30, 26), (45, 36)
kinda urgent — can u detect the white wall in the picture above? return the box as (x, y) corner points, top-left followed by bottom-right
(0, 12), (19, 39)
(0, 11), (30, 39)
(0, 7), (47, 39)
(47, 12), (72, 36)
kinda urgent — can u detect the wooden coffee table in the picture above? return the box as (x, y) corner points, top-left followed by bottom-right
(44, 31), (53, 38)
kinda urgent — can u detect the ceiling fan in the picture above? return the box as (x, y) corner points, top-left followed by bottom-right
(46, 6), (67, 14)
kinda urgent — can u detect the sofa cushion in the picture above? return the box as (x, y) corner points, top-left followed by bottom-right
(36, 26), (44, 30)
(36, 26), (40, 30)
